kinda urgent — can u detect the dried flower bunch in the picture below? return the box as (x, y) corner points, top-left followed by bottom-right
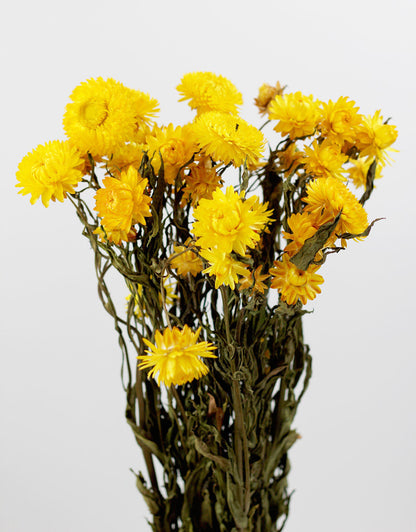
(17, 73), (397, 531)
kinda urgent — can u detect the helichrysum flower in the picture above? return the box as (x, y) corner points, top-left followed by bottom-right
(146, 124), (198, 184)
(238, 265), (270, 294)
(355, 110), (398, 165)
(346, 156), (382, 188)
(16, 140), (84, 207)
(254, 82), (285, 115)
(191, 112), (265, 168)
(319, 97), (362, 143)
(276, 142), (303, 177)
(103, 141), (146, 176)
(270, 254), (324, 305)
(181, 156), (223, 206)
(268, 92), (321, 139)
(63, 78), (158, 159)
(137, 325), (216, 387)
(283, 212), (319, 256)
(169, 239), (203, 277)
(94, 165), (151, 244)
(303, 177), (368, 241)
(201, 248), (248, 290)
(177, 72), (243, 115)
(193, 186), (273, 256)
(302, 140), (348, 180)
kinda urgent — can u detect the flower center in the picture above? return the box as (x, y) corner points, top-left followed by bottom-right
(212, 209), (241, 236)
(288, 269), (307, 287)
(80, 99), (109, 129)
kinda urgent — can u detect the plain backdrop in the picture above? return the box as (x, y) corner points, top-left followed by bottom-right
(1, 1), (415, 530)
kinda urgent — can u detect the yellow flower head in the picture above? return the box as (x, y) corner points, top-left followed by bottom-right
(238, 265), (270, 294)
(303, 178), (368, 243)
(276, 142), (303, 178)
(201, 248), (248, 290)
(346, 156), (382, 188)
(94, 166), (151, 244)
(177, 72), (243, 115)
(319, 97), (362, 143)
(191, 112), (265, 168)
(269, 254), (324, 305)
(103, 142), (146, 176)
(146, 124), (198, 184)
(63, 77), (143, 158)
(138, 325), (216, 387)
(254, 82), (285, 115)
(169, 239), (203, 277)
(355, 110), (398, 165)
(268, 92), (321, 139)
(302, 139), (348, 180)
(16, 140), (84, 207)
(193, 186), (273, 256)
(181, 156), (223, 206)
(283, 212), (319, 256)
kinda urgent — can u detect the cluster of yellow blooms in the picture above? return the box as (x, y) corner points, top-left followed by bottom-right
(16, 73), (397, 387)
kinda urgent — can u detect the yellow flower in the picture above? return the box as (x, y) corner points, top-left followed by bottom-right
(302, 140), (348, 180)
(355, 110), (398, 165)
(177, 72), (243, 115)
(193, 186), (273, 256)
(303, 178), (368, 243)
(283, 212), (319, 256)
(169, 239), (203, 277)
(103, 142), (146, 176)
(16, 140), (84, 207)
(128, 89), (159, 129)
(138, 325), (216, 387)
(146, 124), (198, 184)
(191, 112), (265, 168)
(319, 97), (362, 143)
(94, 166), (151, 244)
(181, 156), (223, 206)
(276, 142), (303, 177)
(254, 82), (285, 115)
(201, 248), (248, 290)
(238, 265), (270, 294)
(268, 92), (321, 139)
(270, 254), (324, 305)
(63, 77), (140, 158)
(346, 157), (382, 188)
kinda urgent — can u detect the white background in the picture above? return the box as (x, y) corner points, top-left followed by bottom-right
(1, 1), (415, 530)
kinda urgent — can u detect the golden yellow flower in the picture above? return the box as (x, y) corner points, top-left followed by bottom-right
(193, 186), (273, 256)
(146, 124), (198, 184)
(268, 92), (321, 139)
(355, 110), (398, 165)
(191, 112), (265, 168)
(303, 178), (368, 242)
(319, 97), (362, 143)
(201, 248), (248, 290)
(346, 157), (382, 188)
(63, 77), (139, 158)
(94, 166), (151, 244)
(238, 265), (269, 294)
(103, 142), (146, 176)
(254, 82), (285, 115)
(177, 72), (243, 115)
(16, 140), (84, 207)
(283, 212), (319, 256)
(138, 325), (216, 387)
(181, 156), (223, 206)
(128, 89), (159, 129)
(302, 140), (348, 180)
(169, 239), (203, 277)
(270, 254), (324, 305)
(276, 142), (303, 177)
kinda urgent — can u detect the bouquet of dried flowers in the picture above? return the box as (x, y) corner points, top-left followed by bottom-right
(16, 72), (397, 531)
